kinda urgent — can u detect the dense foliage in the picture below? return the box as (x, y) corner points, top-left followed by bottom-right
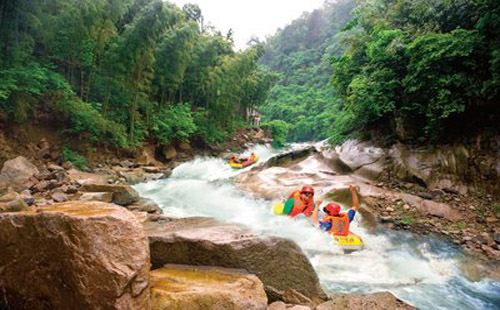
(0, 0), (277, 148)
(260, 0), (356, 142)
(331, 0), (500, 143)
(261, 0), (499, 144)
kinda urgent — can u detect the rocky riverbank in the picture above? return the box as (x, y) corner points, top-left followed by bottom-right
(0, 129), (416, 309)
(236, 139), (500, 276)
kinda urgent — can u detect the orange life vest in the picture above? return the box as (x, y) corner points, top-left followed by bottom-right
(288, 190), (314, 217)
(323, 213), (350, 236)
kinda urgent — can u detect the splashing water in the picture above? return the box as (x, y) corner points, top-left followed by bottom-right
(134, 145), (500, 310)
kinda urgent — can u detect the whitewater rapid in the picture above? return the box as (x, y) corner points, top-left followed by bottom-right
(134, 144), (500, 310)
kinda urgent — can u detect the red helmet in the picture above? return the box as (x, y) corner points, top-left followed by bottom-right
(300, 186), (314, 195)
(324, 203), (341, 216)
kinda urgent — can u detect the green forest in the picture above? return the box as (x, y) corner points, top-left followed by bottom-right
(261, 0), (500, 144)
(1, 0), (499, 149)
(0, 0), (276, 149)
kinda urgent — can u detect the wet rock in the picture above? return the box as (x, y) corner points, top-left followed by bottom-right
(0, 201), (150, 310)
(127, 197), (162, 214)
(144, 217), (326, 303)
(80, 183), (139, 206)
(334, 140), (385, 171)
(316, 292), (415, 310)
(78, 192), (113, 203)
(150, 265), (267, 310)
(0, 156), (39, 191)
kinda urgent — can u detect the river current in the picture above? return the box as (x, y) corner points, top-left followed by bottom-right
(134, 144), (500, 310)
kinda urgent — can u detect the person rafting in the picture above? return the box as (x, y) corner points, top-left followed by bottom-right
(230, 155), (240, 164)
(312, 185), (359, 236)
(285, 186), (323, 218)
(249, 153), (257, 162)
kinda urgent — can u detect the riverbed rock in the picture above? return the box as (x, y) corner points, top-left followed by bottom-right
(0, 201), (150, 310)
(127, 197), (162, 214)
(78, 191), (114, 203)
(315, 292), (415, 310)
(80, 183), (139, 205)
(144, 217), (326, 303)
(0, 191), (30, 212)
(150, 265), (267, 310)
(267, 301), (286, 310)
(67, 168), (110, 185)
(334, 140), (385, 171)
(0, 156), (39, 190)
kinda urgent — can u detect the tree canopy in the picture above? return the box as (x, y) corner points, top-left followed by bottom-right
(0, 0), (277, 148)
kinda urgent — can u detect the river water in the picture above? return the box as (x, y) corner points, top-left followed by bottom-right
(134, 144), (500, 310)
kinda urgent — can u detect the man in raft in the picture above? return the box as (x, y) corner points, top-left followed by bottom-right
(286, 186), (323, 218)
(311, 185), (359, 236)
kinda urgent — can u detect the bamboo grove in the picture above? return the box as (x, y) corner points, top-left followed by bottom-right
(0, 0), (277, 148)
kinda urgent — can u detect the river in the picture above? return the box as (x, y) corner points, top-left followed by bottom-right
(134, 144), (500, 310)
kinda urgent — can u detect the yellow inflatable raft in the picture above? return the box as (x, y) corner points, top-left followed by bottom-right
(273, 202), (364, 251)
(229, 156), (258, 169)
(333, 232), (364, 252)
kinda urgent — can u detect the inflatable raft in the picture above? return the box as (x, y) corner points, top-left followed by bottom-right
(273, 202), (364, 251)
(229, 156), (258, 169)
(333, 232), (364, 252)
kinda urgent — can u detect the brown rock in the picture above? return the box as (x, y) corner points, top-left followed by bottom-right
(127, 197), (162, 214)
(316, 292), (415, 310)
(0, 191), (30, 212)
(282, 289), (319, 306)
(47, 163), (64, 171)
(78, 192), (114, 203)
(178, 142), (192, 151)
(150, 265), (267, 310)
(163, 145), (177, 160)
(267, 301), (286, 310)
(50, 190), (68, 203)
(145, 217), (326, 303)
(0, 156), (39, 191)
(81, 183), (139, 206)
(0, 201), (150, 310)
(287, 306), (311, 310)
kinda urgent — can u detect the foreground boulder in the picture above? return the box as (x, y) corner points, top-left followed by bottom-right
(0, 201), (150, 310)
(144, 217), (326, 303)
(151, 265), (267, 310)
(316, 292), (415, 310)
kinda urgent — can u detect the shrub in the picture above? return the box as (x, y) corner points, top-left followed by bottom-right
(62, 147), (87, 170)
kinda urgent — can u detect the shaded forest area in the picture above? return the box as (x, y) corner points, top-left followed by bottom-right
(0, 0), (277, 152)
(261, 0), (500, 145)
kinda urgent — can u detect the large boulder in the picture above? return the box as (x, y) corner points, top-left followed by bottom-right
(150, 265), (267, 310)
(0, 156), (39, 190)
(80, 183), (139, 205)
(144, 217), (327, 303)
(0, 201), (150, 310)
(316, 292), (415, 310)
